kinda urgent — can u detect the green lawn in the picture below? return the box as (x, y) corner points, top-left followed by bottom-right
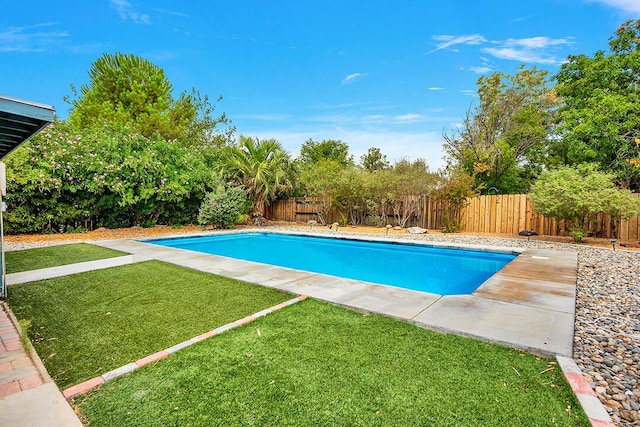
(74, 299), (588, 427)
(7, 261), (292, 388)
(6, 245), (588, 426)
(5, 243), (126, 274)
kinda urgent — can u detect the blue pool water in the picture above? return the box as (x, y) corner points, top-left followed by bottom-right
(147, 232), (517, 295)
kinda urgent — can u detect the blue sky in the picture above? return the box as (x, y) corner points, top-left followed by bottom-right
(2, 1), (639, 170)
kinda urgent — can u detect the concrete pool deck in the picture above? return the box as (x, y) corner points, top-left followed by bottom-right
(89, 231), (577, 357)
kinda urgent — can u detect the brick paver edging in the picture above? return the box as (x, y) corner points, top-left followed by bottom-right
(63, 295), (307, 400)
(556, 356), (616, 427)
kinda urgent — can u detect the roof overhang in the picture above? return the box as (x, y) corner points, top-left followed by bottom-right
(0, 94), (56, 160)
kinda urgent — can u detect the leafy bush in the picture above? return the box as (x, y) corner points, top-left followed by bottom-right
(3, 121), (220, 233)
(441, 216), (461, 233)
(530, 163), (640, 238)
(198, 185), (248, 229)
(569, 227), (584, 243)
(433, 168), (479, 232)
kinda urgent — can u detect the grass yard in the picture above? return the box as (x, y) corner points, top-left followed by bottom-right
(7, 261), (292, 388)
(6, 244), (589, 426)
(5, 243), (126, 274)
(74, 299), (588, 427)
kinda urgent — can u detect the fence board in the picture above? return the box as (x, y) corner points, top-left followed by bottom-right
(495, 196), (503, 234)
(266, 194), (640, 240)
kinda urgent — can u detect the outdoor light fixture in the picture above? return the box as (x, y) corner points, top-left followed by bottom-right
(610, 238), (617, 251)
(386, 224), (392, 235)
(308, 220), (317, 230)
(519, 230), (538, 242)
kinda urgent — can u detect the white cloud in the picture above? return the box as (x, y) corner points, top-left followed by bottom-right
(152, 8), (189, 18)
(143, 51), (179, 62)
(508, 36), (572, 49)
(459, 90), (477, 97)
(69, 43), (104, 54)
(587, 0), (640, 13)
(428, 87), (445, 91)
(428, 34), (487, 53)
(394, 113), (423, 123)
(469, 66), (493, 74)
(482, 47), (559, 65)
(484, 36), (572, 65)
(299, 111), (449, 128)
(433, 32), (573, 67)
(431, 31), (573, 66)
(110, 0), (152, 24)
(341, 72), (367, 85)
(0, 23), (69, 52)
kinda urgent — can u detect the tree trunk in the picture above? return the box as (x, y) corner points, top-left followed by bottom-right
(253, 194), (266, 217)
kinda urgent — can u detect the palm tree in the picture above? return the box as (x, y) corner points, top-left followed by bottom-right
(222, 136), (296, 218)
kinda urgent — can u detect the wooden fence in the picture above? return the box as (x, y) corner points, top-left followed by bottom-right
(265, 194), (640, 240)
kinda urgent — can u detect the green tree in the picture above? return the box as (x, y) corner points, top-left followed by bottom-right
(222, 136), (296, 218)
(362, 170), (393, 226)
(530, 164), (640, 240)
(332, 166), (368, 225)
(360, 147), (390, 172)
(68, 52), (232, 145)
(553, 20), (640, 189)
(384, 159), (436, 227)
(299, 159), (344, 224)
(443, 66), (558, 193)
(433, 168), (479, 232)
(298, 139), (353, 166)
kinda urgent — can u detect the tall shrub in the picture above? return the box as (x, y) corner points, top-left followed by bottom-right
(530, 164), (640, 239)
(3, 121), (218, 233)
(197, 185), (248, 229)
(433, 168), (479, 232)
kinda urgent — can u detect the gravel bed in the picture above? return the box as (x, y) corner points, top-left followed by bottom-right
(4, 240), (86, 251)
(6, 227), (639, 425)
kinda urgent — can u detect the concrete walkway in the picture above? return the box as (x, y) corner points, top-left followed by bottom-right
(94, 232), (577, 357)
(6, 254), (144, 286)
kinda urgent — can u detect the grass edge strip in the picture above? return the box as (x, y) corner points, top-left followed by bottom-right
(62, 295), (308, 400)
(556, 355), (616, 426)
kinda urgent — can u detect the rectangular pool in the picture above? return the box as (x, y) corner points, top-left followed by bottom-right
(146, 232), (517, 295)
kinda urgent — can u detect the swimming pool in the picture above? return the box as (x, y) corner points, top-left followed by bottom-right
(147, 232), (517, 295)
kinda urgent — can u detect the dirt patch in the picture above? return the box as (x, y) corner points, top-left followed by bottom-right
(4, 225), (204, 246)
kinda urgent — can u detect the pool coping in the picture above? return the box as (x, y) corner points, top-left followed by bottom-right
(94, 229), (577, 357)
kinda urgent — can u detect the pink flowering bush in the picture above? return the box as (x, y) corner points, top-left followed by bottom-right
(4, 120), (220, 233)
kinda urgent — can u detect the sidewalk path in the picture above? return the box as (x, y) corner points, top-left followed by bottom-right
(6, 254), (143, 286)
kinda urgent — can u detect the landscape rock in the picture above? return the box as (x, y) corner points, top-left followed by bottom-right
(406, 226), (428, 234)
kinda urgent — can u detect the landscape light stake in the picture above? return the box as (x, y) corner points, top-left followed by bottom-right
(610, 238), (617, 251)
